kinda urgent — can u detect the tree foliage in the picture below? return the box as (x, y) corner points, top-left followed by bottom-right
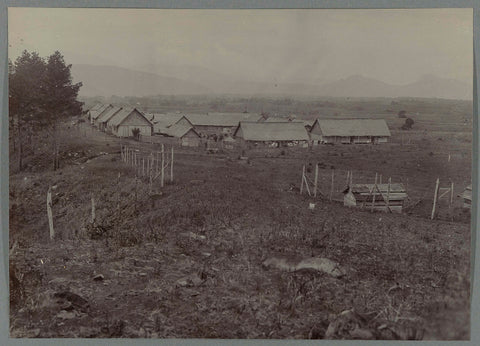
(9, 50), (83, 127)
(132, 128), (140, 140)
(401, 117), (414, 130)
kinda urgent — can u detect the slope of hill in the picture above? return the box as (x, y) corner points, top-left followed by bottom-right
(71, 63), (472, 100)
(71, 64), (212, 97)
(318, 74), (472, 100)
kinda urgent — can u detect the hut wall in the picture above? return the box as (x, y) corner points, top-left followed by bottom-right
(181, 131), (201, 147)
(352, 136), (372, 144)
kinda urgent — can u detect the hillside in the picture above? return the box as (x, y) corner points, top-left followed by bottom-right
(71, 64), (472, 100)
(71, 64), (212, 97)
(318, 75), (472, 100)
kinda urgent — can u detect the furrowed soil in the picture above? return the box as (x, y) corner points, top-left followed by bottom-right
(9, 107), (472, 339)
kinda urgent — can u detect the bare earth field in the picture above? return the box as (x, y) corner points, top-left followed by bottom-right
(9, 98), (472, 339)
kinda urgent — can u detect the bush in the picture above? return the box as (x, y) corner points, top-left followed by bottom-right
(131, 128), (140, 141)
(398, 110), (407, 118)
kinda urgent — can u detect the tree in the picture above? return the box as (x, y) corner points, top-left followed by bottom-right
(398, 110), (407, 118)
(401, 117), (414, 130)
(44, 52), (83, 170)
(132, 128), (140, 140)
(9, 51), (47, 170)
(43, 51), (83, 122)
(9, 50), (83, 171)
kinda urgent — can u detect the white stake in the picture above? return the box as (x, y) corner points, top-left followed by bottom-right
(170, 146), (174, 183)
(161, 144), (165, 187)
(47, 187), (54, 240)
(450, 181), (454, 205)
(91, 195), (96, 224)
(300, 165), (305, 194)
(431, 178), (440, 220)
(386, 177), (391, 212)
(371, 173), (378, 212)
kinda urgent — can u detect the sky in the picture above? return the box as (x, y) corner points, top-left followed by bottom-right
(8, 8), (473, 86)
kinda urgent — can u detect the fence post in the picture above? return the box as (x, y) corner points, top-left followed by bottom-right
(314, 163), (318, 198)
(450, 181), (454, 205)
(346, 171), (350, 186)
(91, 194), (96, 224)
(47, 187), (54, 240)
(170, 146), (174, 183)
(161, 144), (165, 187)
(116, 173), (121, 219)
(386, 177), (391, 212)
(300, 165), (305, 195)
(330, 170), (334, 201)
(371, 173), (378, 212)
(142, 158), (145, 177)
(431, 178), (440, 220)
(149, 153), (153, 194)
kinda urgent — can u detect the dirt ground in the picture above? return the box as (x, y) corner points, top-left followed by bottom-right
(9, 99), (472, 339)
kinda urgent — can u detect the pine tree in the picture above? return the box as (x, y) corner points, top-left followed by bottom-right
(43, 51), (83, 121)
(9, 50), (83, 171)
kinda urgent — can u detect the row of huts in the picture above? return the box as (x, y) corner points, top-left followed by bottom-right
(87, 103), (392, 147)
(148, 112), (392, 148)
(87, 104), (153, 137)
(86, 104), (472, 213)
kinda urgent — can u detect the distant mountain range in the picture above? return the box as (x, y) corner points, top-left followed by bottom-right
(71, 64), (472, 100)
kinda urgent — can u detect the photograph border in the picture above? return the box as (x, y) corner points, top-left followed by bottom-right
(1, 1), (478, 345)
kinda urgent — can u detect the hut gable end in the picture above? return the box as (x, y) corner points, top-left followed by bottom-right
(120, 110), (152, 127)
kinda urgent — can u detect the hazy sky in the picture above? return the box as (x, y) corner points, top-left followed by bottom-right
(8, 8), (473, 86)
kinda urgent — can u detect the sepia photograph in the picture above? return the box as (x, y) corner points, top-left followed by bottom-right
(7, 7), (473, 340)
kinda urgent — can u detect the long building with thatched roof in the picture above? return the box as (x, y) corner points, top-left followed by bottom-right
(310, 118), (391, 144)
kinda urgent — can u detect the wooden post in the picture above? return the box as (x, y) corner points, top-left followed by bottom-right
(346, 171), (350, 186)
(142, 158), (145, 177)
(303, 174), (311, 196)
(450, 181), (454, 205)
(161, 144), (165, 188)
(350, 171), (353, 186)
(314, 164), (319, 198)
(170, 146), (174, 183)
(116, 173), (121, 218)
(156, 151), (159, 175)
(147, 156), (149, 175)
(300, 165), (305, 195)
(149, 153), (153, 194)
(134, 172), (138, 231)
(47, 187), (54, 240)
(379, 174), (382, 184)
(91, 195), (96, 224)
(330, 170), (334, 201)
(386, 177), (391, 212)
(371, 173), (378, 212)
(431, 178), (440, 220)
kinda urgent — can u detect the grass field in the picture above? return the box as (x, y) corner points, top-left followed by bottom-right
(9, 97), (472, 339)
